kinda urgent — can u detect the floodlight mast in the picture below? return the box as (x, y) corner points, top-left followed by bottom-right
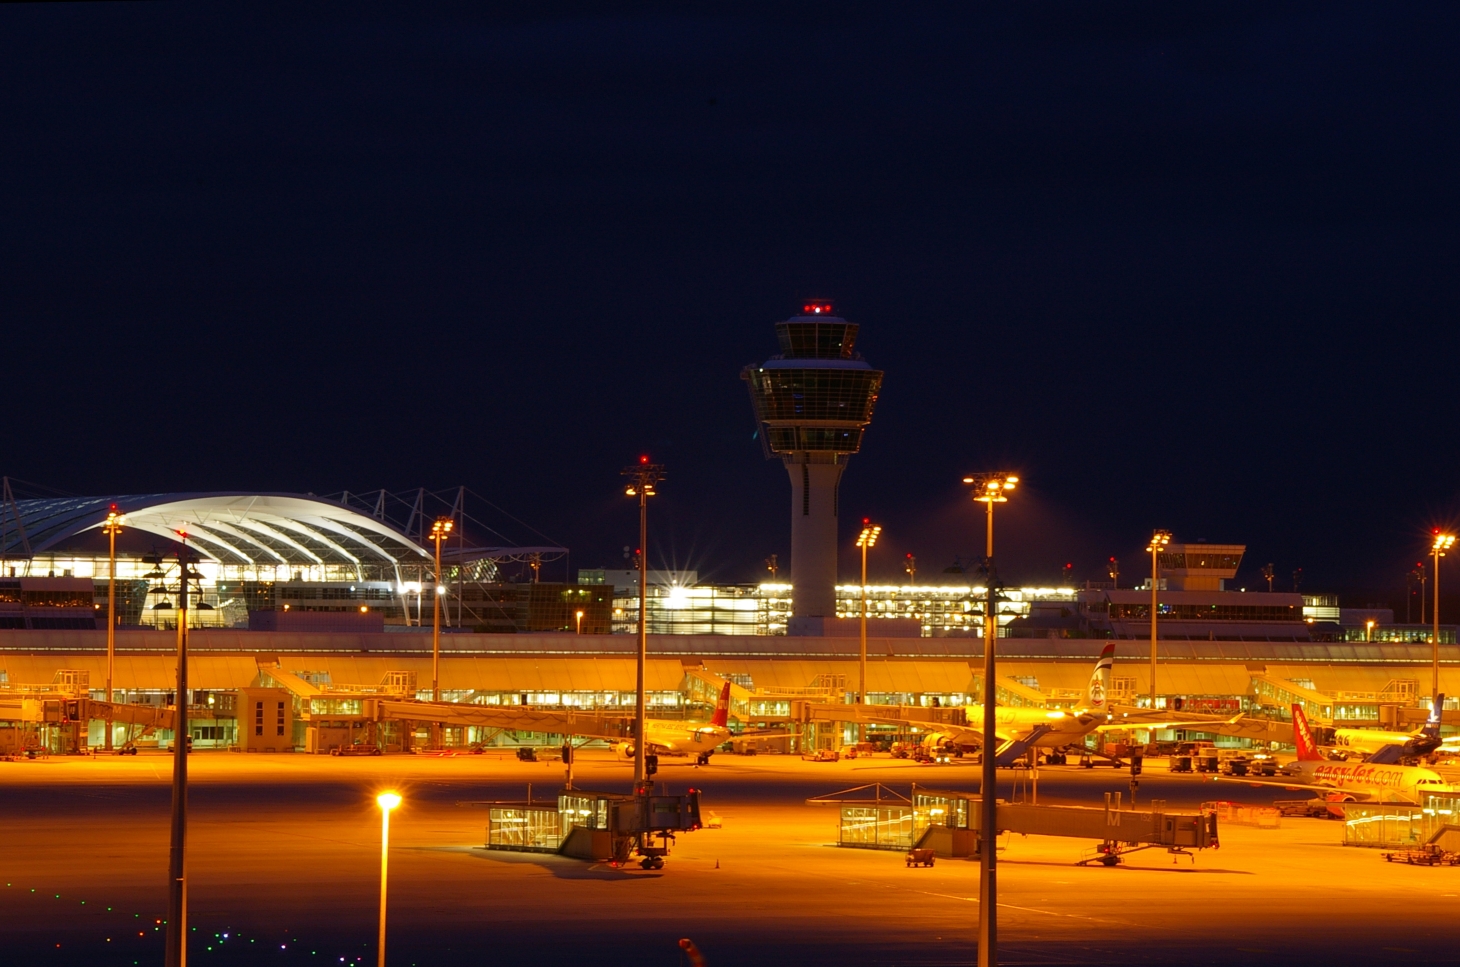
(1146, 530), (1172, 709)
(1433, 531), (1455, 700)
(622, 458), (665, 789)
(855, 521), (882, 710)
(102, 506), (124, 751)
(964, 471), (1018, 967)
(165, 538), (194, 967)
(429, 516), (454, 749)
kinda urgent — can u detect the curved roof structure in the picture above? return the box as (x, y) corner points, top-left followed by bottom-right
(0, 493), (430, 567)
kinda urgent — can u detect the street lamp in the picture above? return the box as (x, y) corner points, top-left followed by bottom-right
(1146, 529), (1172, 709)
(1432, 531), (1455, 700)
(963, 471), (1017, 967)
(575, 609), (584, 635)
(1366, 619), (1375, 643)
(855, 521), (882, 708)
(376, 791), (402, 967)
(101, 506), (124, 752)
(623, 456), (665, 790)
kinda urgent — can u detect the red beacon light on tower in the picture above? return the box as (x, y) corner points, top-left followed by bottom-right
(801, 301), (834, 316)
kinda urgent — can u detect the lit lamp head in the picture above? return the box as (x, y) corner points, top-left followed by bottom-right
(1147, 529), (1172, 553)
(855, 519), (882, 549)
(1433, 531), (1456, 556)
(102, 505), (125, 536)
(430, 517), (454, 542)
(622, 456), (666, 497)
(376, 791), (402, 812)
(963, 473), (1019, 504)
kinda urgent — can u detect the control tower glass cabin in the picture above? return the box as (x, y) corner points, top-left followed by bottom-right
(742, 303), (883, 619)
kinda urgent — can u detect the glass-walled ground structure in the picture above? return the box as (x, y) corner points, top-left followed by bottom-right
(0, 492), (597, 632)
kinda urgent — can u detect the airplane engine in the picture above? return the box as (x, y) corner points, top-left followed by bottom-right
(613, 742), (635, 758)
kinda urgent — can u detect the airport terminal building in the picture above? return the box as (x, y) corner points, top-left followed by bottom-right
(0, 491), (1455, 754)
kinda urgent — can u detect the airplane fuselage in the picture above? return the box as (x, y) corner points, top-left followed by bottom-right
(615, 722), (733, 758)
(1285, 758), (1453, 803)
(1332, 727), (1440, 758)
(960, 705), (1102, 747)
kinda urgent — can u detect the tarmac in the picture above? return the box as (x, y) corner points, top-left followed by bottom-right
(3, 749), (1459, 965)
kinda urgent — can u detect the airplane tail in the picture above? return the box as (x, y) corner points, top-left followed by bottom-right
(1291, 703), (1324, 761)
(710, 681), (731, 728)
(1423, 694), (1446, 739)
(1087, 643), (1114, 711)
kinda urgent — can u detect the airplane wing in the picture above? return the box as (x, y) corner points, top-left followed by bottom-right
(1095, 710), (1246, 732)
(1100, 706), (1294, 742)
(1362, 744), (1407, 765)
(1205, 775), (1353, 796)
(364, 698), (635, 741)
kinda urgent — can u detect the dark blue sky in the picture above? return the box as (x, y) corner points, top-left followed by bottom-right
(2, 2), (1457, 596)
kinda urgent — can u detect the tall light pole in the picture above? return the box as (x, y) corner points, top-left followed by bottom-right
(429, 517), (453, 748)
(101, 506), (124, 752)
(623, 457), (664, 789)
(165, 538), (193, 967)
(964, 471), (1017, 967)
(1146, 530), (1171, 710)
(376, 791), (402, 967)
(1432, 531), (1455, 701)
(856, 520), (882, 709)
(575, 609), (584, 635)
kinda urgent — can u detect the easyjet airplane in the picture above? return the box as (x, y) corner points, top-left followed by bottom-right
(1218, 703), (1458, 805)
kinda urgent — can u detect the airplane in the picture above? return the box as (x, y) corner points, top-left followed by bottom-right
(368, 680), (780, 766)
(608, 681), (788, 764)
(1214, 702), (1459, 807)
(1321, 694), (1444, 762)
(891, 643), (1247, 765)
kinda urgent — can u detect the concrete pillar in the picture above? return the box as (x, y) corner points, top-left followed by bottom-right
(786, 456), (846, 618)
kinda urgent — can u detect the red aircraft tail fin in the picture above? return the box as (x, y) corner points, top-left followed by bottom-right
(1292, 703), (1324, 761)
(711, 681), (731, 728)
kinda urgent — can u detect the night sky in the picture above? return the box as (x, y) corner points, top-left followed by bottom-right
(3, 3), (1457, 602)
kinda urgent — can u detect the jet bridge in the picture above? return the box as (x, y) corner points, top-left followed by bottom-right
(0, 696), (178, 755)
(811, 783), (1218, 866)
(474, 784), (705, 869)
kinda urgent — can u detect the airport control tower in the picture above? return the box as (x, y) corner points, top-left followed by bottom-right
(742, 302), (884, 623)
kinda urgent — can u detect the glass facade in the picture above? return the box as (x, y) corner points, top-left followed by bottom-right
(743, 311), (884, 457)
(486, 807), (563, 851)
(1343, 796), (1460, 848)
(607, 583), (1075, 637)
(838, 806), (915, 849)
(1157, 552), (1244, 571)
(775, 319), (861, 358)
(745, 368), (883, 433)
